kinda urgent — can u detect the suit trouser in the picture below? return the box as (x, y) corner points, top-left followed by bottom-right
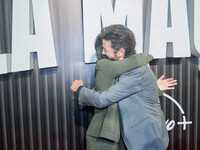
(86, 135), (125, 150)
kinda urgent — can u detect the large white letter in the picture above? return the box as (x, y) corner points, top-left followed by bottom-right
(192, 0), (200, 57)
(83, 0), (143, 63)
(12, 0), (57, 72)
(147, 0), (190, 58)
(193, 0), (200, 71)
(0, 54), (11, 74)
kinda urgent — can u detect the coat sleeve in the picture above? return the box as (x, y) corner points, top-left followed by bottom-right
(78, 67), (143, 108)
(96, 54), (153, 79)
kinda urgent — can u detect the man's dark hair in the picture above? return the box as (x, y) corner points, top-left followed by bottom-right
(100, 24), (136, 58)
(94, 33), (108, 60)
(95, 33), (103, 60)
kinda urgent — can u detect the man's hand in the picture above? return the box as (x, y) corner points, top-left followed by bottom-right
(157, 75), (177, 91)
(71, 80), (83, 92)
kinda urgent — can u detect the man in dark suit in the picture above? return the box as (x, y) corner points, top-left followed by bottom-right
(71, 24), (177, 150)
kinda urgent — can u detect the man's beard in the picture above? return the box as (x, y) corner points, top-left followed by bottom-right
(110, 54), (120, 61)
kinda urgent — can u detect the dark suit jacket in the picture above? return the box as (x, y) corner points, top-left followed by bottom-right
(87, 54), (153, 142)
(78, 65), (169, 150)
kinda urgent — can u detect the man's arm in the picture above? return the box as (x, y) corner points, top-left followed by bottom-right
(72, 69), (143, 108)
(71, 76), (177, 107)
(96, 54), (153, 79)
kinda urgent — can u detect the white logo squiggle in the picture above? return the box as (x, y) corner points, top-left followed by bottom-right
(163, 93), (192, 131)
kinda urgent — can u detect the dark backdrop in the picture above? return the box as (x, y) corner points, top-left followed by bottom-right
(0, 0), (199, 150)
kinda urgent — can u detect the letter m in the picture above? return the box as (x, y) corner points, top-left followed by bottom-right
(83, 0), (143, 63)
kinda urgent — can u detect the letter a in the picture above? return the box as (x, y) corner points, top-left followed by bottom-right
(12, 0), (57, 72)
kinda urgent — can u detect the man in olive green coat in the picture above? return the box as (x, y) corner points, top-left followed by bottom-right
(85, 34), (153, 150)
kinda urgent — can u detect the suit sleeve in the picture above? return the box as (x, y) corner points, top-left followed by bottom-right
(78, 68), (143, 108)
(96, 54), (153, 79)
(97, 53), (153, 79)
